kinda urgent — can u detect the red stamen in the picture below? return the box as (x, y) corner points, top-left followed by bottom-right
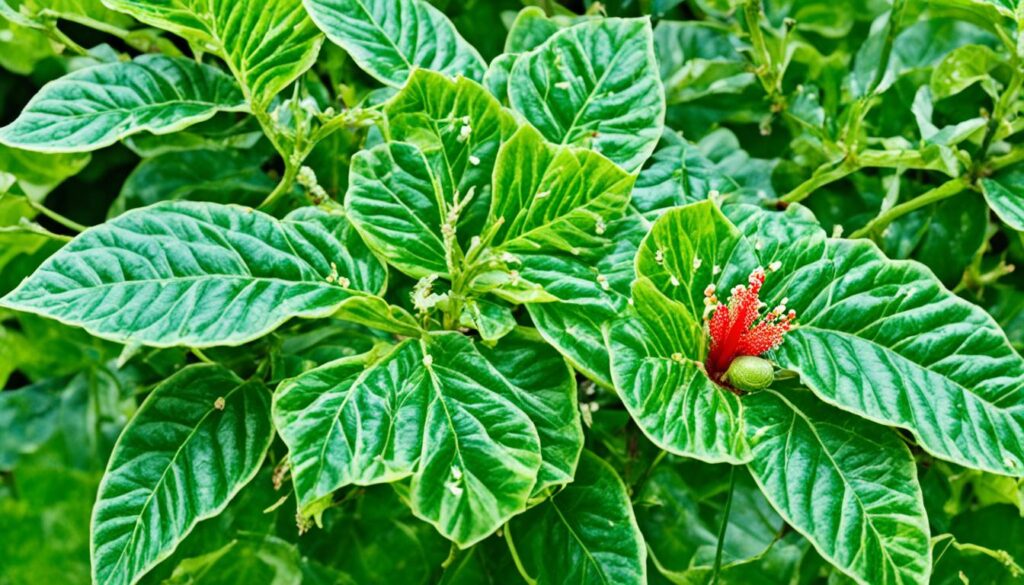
(703, 267), (794, 387)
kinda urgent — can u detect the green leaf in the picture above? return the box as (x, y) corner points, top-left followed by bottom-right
(488, 124), (634, 256)
(0, 56), (246, 153)
(654, 21), (754, 105)
(930, 44), (1001, 99)
(1, 202), (387, 348)
(273, 332), (549, 547)
(102, 0), (322, 106)
(504, 6), (561, 53)
(459, 297), (516, 343)
(744, 388), (931, 585)
(607, 315), (750, 464)
(91, 364), (274, 585)
(506, 450), (646, 585)
(303, 0), (485, 87)
(474, 329), (582, 493)
(110, 148), (273, 217)
(982, 163), (1024, 231)
(345, 141), (447, 278)
(607, 201), (758, 463)
(0, 145), (91, 200)
(764, 231), (1024, 476)
(385, 68), (517, 236)
(508, 18), (665, 170)
(522, 214), (644, 386)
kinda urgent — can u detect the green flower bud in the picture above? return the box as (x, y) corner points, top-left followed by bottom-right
(724, 356), (775, 392)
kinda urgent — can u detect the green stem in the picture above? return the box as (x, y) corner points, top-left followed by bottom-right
(25, 198), (87, 233)
(975, 70), (1023, 175)
(711, 466), (738, 585)
(780, 162), (859, 204)
(849, 178), (967, 238)
(632, 450), (667, 500)
(990, 147), (1024, 172)
(259, 163), (299, 209)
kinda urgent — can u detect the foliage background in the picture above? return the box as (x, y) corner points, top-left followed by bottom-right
(3, 0), (1024, 584)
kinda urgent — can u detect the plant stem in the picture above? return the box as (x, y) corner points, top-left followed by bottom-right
(632, 450), (667, 499)
(711, 466), (738, 585)
(780, 162), (859, 204)
(25, 198), (87, 233)
(849, 178), (967, 238)
(260, 162), (299, 209)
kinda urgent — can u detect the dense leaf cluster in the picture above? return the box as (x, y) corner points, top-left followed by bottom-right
(3, 1), (1024, 584)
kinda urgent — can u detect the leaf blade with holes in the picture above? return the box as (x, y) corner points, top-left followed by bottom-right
(91, 364), (273, 585)
(0, 202), (386, 347)
(0, 56), (246, 153)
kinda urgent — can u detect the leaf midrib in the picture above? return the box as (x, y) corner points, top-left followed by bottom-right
(102, 377), (248, 585)
(762, 389), (906, 585)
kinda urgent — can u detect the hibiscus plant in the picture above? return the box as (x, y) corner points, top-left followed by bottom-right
(3, 0), (1024, 584)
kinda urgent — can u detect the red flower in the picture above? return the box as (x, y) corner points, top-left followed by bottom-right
(703, 266), (795, 387)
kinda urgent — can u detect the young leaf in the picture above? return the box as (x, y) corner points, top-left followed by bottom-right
(506, 451), (646, 584)
(345, 141), (448, 278)
(303, 0), (486, 87)
(488, 124), (634, 256)
(981, 163), (1024, 231)
(508, 18), (665, 170)
(0, 56), (245, 153)
(273, 332), (551, 547)
(102, 0), (322, 106)
(606, 201), (759, 463)
(386, 69), (516, 210)
(744, 388), (931, 585)
(1, 202), (387, 347)
(91, 364), (273, 585)
(606, 315), (750, 464)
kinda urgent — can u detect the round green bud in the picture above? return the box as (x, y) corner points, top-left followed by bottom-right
(724, 356), (775, 392)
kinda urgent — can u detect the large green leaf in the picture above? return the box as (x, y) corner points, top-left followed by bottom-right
(345, 141), (447, 278)
(110, 148), (273, 217)
(273, 332), (550, 547)
(607, 201), (757, 463)
(91, 364), (274, 585)
(0, 56), (246, 153)
(744, 388), (931, 585)
(303, 0), (485, 87)
(505, 451), (646, 585)
(102, 0), (322, 106)
(488, 124), (634, 256)
(1, 202), (387, 348)
(758, 229), (1024, 476)
(508, 18), (665, 170)
(522, 214), (644, 386)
